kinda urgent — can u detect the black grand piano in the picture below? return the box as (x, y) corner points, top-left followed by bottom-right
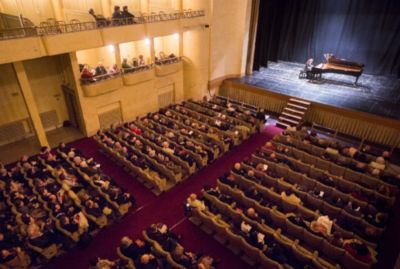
(311, 54), (364, 84)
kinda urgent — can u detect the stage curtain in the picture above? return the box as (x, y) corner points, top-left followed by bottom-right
(253, 0), (400, 77)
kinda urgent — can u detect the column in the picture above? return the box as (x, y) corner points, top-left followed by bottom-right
(68, 53), (90, 136)
(13, 62), (49, 147)
(150, 38), (155, 63)
(114, 44), (121, 67)
(101, 0), (112, 18)
(50, 0), (65, 21)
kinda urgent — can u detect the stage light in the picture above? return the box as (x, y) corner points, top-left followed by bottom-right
(144, 38), (150, 45)
(108, 44), (115, 53)
(173, 33), (179, 40)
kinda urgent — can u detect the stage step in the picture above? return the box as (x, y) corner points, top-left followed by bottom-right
(281, 111), (302, 121)
(276, 121), (290, 129)
(287, 102), (308, 111)
(289, 98), (311, 106)
(283, 107), (305, 116)
(279, 116), (300, 126)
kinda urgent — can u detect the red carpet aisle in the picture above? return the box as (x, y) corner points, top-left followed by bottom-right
(41, 125), (282, 269)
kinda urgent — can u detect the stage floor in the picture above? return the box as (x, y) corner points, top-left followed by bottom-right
(233, 61), (400, 120)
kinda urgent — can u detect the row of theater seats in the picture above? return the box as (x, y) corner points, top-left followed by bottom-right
(0, 145), (133, 269)
(276, 129), (399, 187)
(90, 223), (216, 269)
(95, 97), (265, 194)
(186, 136), (396, 269)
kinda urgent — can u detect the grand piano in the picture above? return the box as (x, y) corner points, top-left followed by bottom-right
(311, 54), (364, 85)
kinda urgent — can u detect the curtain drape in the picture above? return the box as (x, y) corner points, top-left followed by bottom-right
(253, 0), (400, 77)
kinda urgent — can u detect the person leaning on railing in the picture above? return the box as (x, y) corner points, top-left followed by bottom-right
(89, 8), (110, 27)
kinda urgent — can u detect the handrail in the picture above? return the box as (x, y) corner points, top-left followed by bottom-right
(155, 56), (182, 66)
(0, 9), (205, 40)
(122, 63), (154, 74)
(80, 71), (121, 85)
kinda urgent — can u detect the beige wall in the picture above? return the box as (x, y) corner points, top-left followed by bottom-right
(182, 28), (209, 100)
(23, 57), (69, 127)
(209, 0), (251, 81)
(119, 40), (151, 64)
(76, 46), (117, 69)
(0, 64), (28, 125)
(154, 34), (180, 57)
(1, 0), (54, 25)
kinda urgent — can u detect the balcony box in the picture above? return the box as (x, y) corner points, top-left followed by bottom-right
(122, 68), (155, 85)
(101, 23), (147, 44)
(0, 37), (46, 64)
(155, 61), (182, 76)
(82, 76), (123, 97)
(42, 29), (103, 55)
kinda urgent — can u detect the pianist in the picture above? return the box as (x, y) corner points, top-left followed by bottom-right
(304, 58), (314, 79)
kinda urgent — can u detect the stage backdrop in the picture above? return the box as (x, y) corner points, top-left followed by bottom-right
(253, 0), (400, 77)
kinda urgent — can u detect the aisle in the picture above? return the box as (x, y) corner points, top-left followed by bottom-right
(41, 125), (282, 269)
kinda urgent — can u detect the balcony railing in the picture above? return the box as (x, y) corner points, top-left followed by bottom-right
(0, 9), (205, 40)
(122, 63), (154, 74)
(80, 72), (121, 85)
(155, 56), (182, 66)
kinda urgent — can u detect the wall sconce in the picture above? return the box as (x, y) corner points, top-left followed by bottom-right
(108, 44), (115, 53)
(144, 38), (150, 45)
(173, 33), (179, 40)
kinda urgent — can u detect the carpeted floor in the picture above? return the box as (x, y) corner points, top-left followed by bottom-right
(41, 124), (283, 269)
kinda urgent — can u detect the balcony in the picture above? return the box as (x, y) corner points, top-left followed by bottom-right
(0, 35), (46, 64)
(155, 57), (182, 76)
(39, 22), (103, 55)
(81, 73), (123, 97)
(122, 64), (155, 85)
(0, 10), (205, 63)
(101, 23), (147, 44)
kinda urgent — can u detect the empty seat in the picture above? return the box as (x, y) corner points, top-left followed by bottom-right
(259, 251), (283, 269)
(343, 251), (372, 269)
(286, 219), (304, 239)
(321, 239), (345, 263)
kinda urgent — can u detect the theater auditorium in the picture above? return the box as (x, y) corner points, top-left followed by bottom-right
(0, 0), (399, 269)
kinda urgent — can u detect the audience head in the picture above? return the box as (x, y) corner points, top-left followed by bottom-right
(376, 156), (385, 165)
(121, 236), (132, 247)
(382, 151), (390, 158)
(247, 170), (255, 178)
(140, 254), (151, 264)
(234, 163), (241, 170)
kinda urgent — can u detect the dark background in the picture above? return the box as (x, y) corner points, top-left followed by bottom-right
(253, 0), (400, 77)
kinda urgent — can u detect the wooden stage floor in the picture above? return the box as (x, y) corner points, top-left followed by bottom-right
(232, 61), (400, 120)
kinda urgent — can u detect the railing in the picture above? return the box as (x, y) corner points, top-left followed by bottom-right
(0, 27), (37, 39)
(80, 71), (121, 85)
(122, 63), (154, 74)
(155, 56), (182, 66)
(0, 9), (205, 40)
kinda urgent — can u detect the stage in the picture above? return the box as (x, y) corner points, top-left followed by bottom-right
(232, 61), (400, 120)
